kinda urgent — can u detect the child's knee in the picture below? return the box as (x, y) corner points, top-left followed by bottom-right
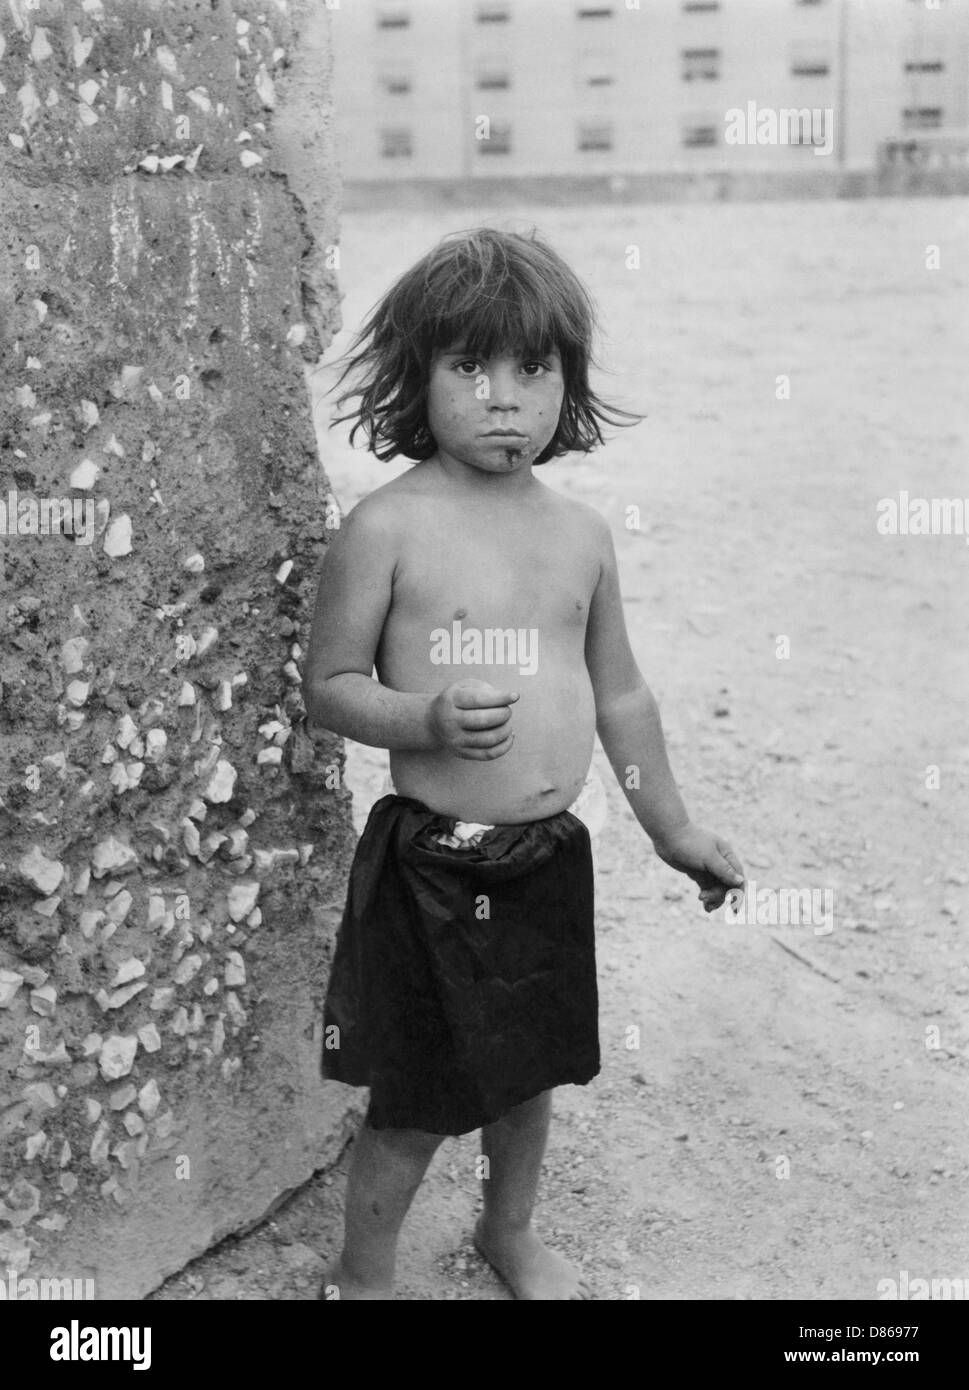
(364, 1120), (444, 1162)
(486, 1088), (553, 1132)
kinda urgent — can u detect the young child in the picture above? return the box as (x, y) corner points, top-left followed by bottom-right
(304, 227), (744, 1301)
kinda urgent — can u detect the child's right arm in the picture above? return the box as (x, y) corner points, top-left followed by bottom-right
(303, 497), (437, 749)
(303, 497), (518, 758)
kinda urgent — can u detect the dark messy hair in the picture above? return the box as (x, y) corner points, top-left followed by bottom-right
(329, 227), (642, 465)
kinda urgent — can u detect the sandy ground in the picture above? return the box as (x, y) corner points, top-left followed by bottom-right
(152, 196), (968, 1301)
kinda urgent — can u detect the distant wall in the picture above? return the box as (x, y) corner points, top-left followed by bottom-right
(0, 0), (357, 1298)
(343, 167), (969, 212)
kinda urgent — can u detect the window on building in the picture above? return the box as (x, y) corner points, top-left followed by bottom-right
(577, 53), (615, 90)
(476, 62), (511, 90)
(377, 65), (413, 95)
(681, 48), (720, 81)
(682, 118), (718, 147)
(379, 127), (413, 158)
(903, 107), (943, 130)
(577, 121), (614, 151)
(476, 3), (510, 22)
(790, 42), (831, 77)
(904, 60), (945, 74)
(787, 109), (828, 144)
(478, 121), (512, 154)
(377, 8), (410, 29)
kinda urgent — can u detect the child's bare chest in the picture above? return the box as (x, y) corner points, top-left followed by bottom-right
(390, 512), (596, 632)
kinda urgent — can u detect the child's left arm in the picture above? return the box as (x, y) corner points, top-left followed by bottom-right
(584, 514), (744, 912)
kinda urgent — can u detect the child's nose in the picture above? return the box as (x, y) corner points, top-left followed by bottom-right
(487, 369), (520, 408)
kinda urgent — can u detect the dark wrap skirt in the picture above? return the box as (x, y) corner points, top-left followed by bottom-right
(321, 794), (600, 1135)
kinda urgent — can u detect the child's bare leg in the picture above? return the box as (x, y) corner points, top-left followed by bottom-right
(322, 1121), (443, 1300)
(474, 1089), (591, 1300)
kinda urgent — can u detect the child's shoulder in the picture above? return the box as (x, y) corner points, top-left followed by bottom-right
(538, 481), (612, 548)
(342, 469), (424, 532)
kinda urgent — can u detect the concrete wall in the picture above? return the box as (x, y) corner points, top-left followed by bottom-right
(0, 0), (357, 1298)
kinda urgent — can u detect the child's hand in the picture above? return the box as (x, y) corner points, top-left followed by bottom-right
(653, 822), (745, 913)
(428, 680), (520, 761)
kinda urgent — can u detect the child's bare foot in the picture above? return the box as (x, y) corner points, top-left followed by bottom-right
(474, 1216), (591, 1300)
(317, 1258), (393, 1301)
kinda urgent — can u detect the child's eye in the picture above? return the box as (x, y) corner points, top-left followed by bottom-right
(454, 359), (480, 376)
(521, 361), (549, 376)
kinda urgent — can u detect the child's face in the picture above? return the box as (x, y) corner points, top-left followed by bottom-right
(426, 343), (565, 475)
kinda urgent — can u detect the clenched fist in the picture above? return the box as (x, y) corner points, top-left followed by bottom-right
(428, 680), (520, 761)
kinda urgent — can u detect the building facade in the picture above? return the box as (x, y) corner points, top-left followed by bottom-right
(330, 0), (969, 180)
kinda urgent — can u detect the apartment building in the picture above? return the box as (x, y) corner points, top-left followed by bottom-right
(330, 0), (969, 180)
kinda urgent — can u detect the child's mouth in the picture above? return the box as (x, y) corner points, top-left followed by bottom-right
(482, 432), (528, 459)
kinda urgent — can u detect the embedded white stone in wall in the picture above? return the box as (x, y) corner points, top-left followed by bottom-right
(98, 1035), (138, 1081)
